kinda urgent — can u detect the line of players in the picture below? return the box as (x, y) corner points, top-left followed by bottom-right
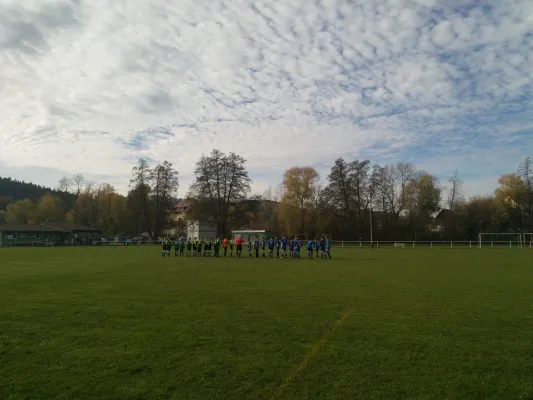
(161, 236), (332, 259)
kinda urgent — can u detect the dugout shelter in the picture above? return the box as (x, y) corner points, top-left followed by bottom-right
(0, 223), (102, 247)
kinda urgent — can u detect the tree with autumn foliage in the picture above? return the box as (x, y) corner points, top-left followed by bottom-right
(279, 166), (322, 236)
(5, 199), (37, 225)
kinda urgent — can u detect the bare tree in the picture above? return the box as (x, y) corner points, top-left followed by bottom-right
(395, 163), (417, 216)
(379, 163), (416, 218)
(189, 150), (251, 236)
(71, 174), (85, 196)
(307, 185), (327, 238)
(262, 186), (278, 231)
(57, 176), (73, 193)
(84, 180), (96, 194)
(447, 169), (464, 211)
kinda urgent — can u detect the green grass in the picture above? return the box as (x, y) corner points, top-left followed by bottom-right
(1, 247), (532, 400)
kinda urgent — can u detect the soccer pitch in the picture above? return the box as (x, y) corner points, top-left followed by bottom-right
(1, 247), (532, 400)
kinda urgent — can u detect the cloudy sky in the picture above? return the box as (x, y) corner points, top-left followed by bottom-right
(1, 0), (532, 199)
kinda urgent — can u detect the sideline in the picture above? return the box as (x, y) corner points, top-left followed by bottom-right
(269, 308), (354, 400)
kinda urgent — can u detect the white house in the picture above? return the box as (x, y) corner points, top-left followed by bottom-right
(186, 220), (217, 240)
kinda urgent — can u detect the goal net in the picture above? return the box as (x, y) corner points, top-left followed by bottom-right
(293, 233), (308, 241)
(478, 233), (522, 248)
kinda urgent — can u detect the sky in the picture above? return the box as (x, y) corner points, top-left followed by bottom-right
(0, 0), (532, 200)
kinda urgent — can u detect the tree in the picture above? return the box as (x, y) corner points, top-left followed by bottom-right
(280, 166), (320, 234)
(405, 172), (441, 240)
(323, 158), (354, 237)
(71, 192), (95, 227)
(323, 158), (371, 238)
(72, 174), (85, 196)
(57, 176), (73, 193)
(5, 199), (36, 225)
(352, 160), (370, 225)
(517, 157), (533, 230)
(260, 186), (279, 231)
(394, 163), (417, 216)
(189, 150), (251, 236)
(365, 165), (383, 241)
(447, 169), (464, 211)
(377, 163), (417, 219)
(129, 159), (153, 237)
(463, 196), (505, 239)
(324, 158), (352, 218)
(150, 161), (179, 238)
(0, 177), (75, 206)
(307, 185), (328, 238)
(0, 196), (13, 210)
(35, 193), (65, 224)
(494, 173), (527, 232)
(442, 169), (464, 239)
(96, 184), (126, 236)
(494, 173), (526, 205)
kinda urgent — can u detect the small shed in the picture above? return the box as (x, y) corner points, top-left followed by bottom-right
(231, 230), (273, 241)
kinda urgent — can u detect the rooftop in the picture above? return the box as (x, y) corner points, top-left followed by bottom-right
(42, 222), (103, 232)
(0, 224), (67, 232)
(0, 223), (102, 232)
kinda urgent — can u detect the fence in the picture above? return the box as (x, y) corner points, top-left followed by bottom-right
(1, 240), (66, 248)
(331, 240), (533, 249)
(2, 239), (532, 249)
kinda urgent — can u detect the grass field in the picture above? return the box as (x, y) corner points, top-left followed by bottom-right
(1, 247), (532, 400)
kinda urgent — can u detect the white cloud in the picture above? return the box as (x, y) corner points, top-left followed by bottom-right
(0, 0), (531, 198)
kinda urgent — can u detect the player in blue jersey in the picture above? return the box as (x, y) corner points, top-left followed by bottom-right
(326, 239), (331, 259)
(294, 239), (301, 259)
(289, 239), (295, 258)
(306, 240), (313, 258)
(314, 239), (320, 259)
(319, 237), (326, 258)
(253, 237), (260, 258)
(275, 238), (281, 257)
(247, 239), (253, 257)
(268, 238), (275, 258)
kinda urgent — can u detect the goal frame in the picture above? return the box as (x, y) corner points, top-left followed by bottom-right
(293, 233), (308, 241)
(478, 233), (523, 248)
(523, 233), (533, 248)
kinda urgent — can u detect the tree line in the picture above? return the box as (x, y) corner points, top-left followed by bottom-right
(0, 177), (76, 211)
(1, 151), (531, 241)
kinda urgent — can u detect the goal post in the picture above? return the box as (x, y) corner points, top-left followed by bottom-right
(293, 233), (308, 241)
(523, 233), (533, 248)
(478, 233), (523, 248)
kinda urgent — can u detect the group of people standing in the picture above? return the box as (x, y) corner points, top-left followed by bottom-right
(160, 236), (332, 259)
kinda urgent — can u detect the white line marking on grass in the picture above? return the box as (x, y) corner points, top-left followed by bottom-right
(269, 308), (354, 400)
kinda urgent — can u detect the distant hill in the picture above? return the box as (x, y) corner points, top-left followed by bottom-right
(0, 177), (76, 210)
